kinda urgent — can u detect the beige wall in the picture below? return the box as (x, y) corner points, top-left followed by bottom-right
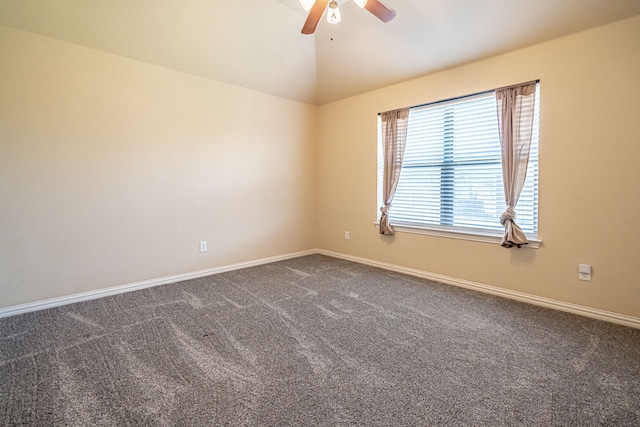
(317, 16), (640, 318)
(0, 26), (317, 308)
(2, 17), (640, 320)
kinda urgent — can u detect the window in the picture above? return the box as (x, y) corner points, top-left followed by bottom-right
(377, 83), (540, 240)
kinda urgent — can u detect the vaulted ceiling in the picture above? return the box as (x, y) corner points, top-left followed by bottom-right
(1, 0), (639, 105)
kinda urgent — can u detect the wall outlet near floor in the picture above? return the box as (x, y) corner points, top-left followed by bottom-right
(200, 241), (207, 252)
(578, 264), (591, 281)
(344, 231), (350, 240)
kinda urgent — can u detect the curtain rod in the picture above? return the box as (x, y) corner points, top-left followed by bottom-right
(496, 79), (539, 92)
(378, 79), (540, 115)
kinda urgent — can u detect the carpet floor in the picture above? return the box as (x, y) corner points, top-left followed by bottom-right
(1, 254), (639, 426)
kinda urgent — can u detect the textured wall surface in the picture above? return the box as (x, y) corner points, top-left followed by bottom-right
(317, 16), (640, 318)
(2, 17), (640, 320)
(0, 26), (317, 308)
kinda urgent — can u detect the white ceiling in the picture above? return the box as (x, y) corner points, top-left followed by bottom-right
(1, 0), (639, 105)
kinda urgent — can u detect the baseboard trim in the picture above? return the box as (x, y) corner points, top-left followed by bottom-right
(317, 249), (640, 329)
(4, 248), (639, 329)
(0, 249), (317, 319)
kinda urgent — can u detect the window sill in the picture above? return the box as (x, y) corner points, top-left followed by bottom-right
(373, 221), (541, 249)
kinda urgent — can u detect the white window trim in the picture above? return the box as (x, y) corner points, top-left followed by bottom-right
(372, 221), (542, 248)
(376, 83), (541, 248)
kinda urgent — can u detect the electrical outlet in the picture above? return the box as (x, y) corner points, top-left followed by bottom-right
(344, 231), (350, 240)
(578, 264), (591, 281)
(200, 241), (207, 252)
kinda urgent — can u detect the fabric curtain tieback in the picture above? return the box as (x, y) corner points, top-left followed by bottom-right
(500, 207), (516, 226)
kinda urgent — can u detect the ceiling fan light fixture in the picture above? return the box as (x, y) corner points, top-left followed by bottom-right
(327, 1), (341, 24)
(301, 0), (395, 35)
(299, 0), (315, 12)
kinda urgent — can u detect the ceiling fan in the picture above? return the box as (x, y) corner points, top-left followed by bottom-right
(300, 0), (397, 35)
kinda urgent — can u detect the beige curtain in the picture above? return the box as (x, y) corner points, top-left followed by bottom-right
(379, 108), (410, 235)
(496, 81), (537, 248)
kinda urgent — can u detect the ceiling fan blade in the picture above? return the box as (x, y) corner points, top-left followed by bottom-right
(302, 0), (330, 34)
(364, 0), (397, 23)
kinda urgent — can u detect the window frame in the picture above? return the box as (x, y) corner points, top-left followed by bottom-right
(375, 84), (541, 248)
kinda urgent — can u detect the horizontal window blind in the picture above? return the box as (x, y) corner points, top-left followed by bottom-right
(378, 84), (539, 236)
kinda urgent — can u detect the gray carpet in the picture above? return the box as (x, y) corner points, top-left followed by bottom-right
(1, 254), (639, 426)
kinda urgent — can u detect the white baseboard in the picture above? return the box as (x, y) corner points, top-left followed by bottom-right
(3, 247), (639, 330)
(0, 249), (316, 319)
(317, 249), (640, 329)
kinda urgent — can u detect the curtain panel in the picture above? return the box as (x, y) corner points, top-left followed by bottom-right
(496, 81), (538, 248)
(379, 108), (410, 235)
